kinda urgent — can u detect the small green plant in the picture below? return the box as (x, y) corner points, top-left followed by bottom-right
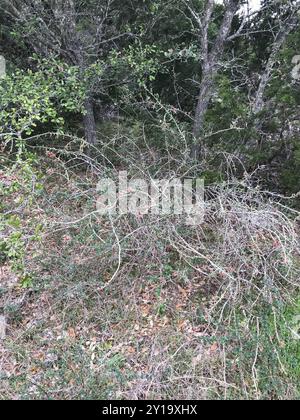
(0, 152), (44, 287)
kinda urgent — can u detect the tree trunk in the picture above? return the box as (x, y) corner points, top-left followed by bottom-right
(253, 28), (293, 115)
(193, 71), (215, 138)
(83, 96), (97, 145)
(192, 1), (239, 140)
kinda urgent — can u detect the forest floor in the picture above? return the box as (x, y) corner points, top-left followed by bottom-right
(1, 144), (300, 400)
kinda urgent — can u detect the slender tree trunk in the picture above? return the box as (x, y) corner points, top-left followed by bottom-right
(253, 28), (294, 115)
(83, 96), (97, 145)
(193, 70), (215, 138)
(192, 0), (239, 140)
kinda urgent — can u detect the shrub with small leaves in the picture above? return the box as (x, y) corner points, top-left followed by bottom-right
(0, 59), (87, 142)
(0, 152), (44, 287)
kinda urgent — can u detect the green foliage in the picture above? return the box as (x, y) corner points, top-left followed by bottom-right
(280, 138), (300, 194)
(0, 152), (43, 287)
(109, 42), (164, 95)
(0, 69), (59, 139)
(0, 59), (87, 141)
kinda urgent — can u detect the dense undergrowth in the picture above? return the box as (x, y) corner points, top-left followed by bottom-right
(0, 129), (299, 400)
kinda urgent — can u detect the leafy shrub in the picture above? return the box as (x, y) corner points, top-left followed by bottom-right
(0, 59), (87, 142)
(0, 152), (43, 286)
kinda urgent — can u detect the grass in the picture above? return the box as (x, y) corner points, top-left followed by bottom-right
(1, 238), (299, 399)
(1, 142), (300, 400)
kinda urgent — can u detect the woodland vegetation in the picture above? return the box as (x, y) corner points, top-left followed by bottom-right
(0, 0), (300, 400)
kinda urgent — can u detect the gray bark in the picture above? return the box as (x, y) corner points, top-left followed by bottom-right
(192, 0), (240, 139)
(193, 70), (215, 138)
(83, 96), (97, 145)
(253, 25), (296, 114)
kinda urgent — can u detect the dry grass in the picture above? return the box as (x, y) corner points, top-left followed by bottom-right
(0, 137), (300, 400)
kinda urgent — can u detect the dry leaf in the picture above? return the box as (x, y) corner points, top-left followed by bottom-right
(68, 328), (76, 339)
(209, 342), (218, 354)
